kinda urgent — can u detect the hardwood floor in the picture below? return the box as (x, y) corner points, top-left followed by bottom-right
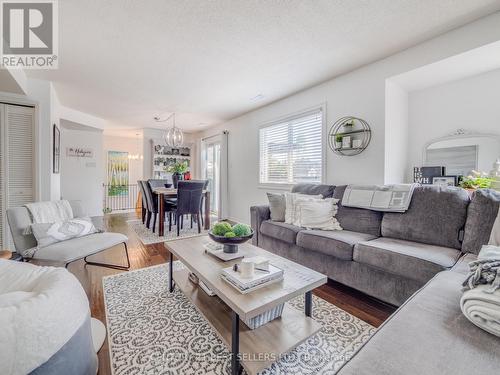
(63, 211), (396, 375)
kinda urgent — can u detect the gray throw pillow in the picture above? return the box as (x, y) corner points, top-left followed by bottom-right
(31, 216), (99, 248)
(267, 193), (286, 222)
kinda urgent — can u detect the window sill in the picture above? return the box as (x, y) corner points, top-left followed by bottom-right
(257, 183), (294, 191)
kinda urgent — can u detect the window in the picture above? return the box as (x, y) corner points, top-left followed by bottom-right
(259, 108), (323, 185)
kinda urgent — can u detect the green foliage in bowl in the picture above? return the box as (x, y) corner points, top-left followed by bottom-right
(232, 223), (251, 237)
(212, 222), (233, 236)
(459, 171), (494, 189)
(224, 231), (236, 238)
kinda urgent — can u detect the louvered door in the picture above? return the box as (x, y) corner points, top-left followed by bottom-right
(0, 104), (35, 247)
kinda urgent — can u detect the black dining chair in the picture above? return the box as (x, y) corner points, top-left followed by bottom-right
(141, 180), (156, 230)
(137, 180), (147, 224)
(169, 180), (205, 236)
(145, 180), (175, 233)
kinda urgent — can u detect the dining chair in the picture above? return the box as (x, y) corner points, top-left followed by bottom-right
(145, 180), (176, 233)
(169, 181), (205, 236)
(137, 180), (147, 224)
(141, 180), (155, 229)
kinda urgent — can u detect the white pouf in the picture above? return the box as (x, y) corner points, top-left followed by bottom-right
(0, 260), (97, 374)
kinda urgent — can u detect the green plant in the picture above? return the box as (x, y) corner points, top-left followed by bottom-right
(212, 222), (233, 236)
(166, 161), (188, 174)
(232, 223), (251, 237)
(335, 135), (343, 143)
(459, 171), (494, 189)
(224, 231), (236, 238)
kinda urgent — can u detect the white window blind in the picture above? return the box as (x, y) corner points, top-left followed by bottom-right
(259, 109), (323, 185)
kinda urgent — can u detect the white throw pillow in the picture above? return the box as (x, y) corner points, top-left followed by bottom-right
(284, 193), (323, 225)
(31, 216), (99, 248)
(296, 198), (343, 230)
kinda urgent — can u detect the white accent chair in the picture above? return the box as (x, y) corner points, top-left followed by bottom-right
(6, 201), (130, 270)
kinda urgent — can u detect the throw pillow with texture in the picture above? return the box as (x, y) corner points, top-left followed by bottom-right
(31, 216), (99, 248)
(284, 192), (323, 225)
(267, 193), (286, 222)
(296, 198), (343, 230)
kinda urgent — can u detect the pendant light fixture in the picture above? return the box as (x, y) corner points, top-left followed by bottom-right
(158, 113), (184, 147)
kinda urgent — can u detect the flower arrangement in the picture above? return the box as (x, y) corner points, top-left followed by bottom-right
(459, 170), (494, 189)
(166, 161), (188, 174)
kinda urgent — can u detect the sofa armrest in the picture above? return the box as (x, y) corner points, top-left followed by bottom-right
(90, 216), (106, 232)
(451, 252), (477, 275)
(250, 205), (270, 246)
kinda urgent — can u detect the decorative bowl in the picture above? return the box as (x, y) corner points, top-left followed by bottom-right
(208, 230), (254, 253)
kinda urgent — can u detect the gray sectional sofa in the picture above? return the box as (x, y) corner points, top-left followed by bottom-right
(251, 185), (500, 373)
(251, 184), (490, 306)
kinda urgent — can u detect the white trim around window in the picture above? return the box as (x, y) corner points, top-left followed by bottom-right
(258, 104), (326, 189)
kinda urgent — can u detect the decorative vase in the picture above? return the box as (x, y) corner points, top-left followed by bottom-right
(183, 171), (191, 180)
(172, 172), (181, 188)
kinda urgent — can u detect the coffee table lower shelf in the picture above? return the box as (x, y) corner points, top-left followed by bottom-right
(173, 268), (321, 375)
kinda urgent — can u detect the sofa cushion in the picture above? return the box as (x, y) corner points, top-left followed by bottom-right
(259, 220), (301, 245)
(353, 237), (461, 283)
(291, 183), (335, 198)
(337, 271), (500, 375)
(333, 185), (383, 236)
(33, 232), (128, 263)
(381, 185), (470, 250)
(462, 189), (500, 254)
(297, 230), (377, 261)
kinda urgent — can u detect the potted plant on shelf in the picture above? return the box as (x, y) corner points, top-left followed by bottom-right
(458, 170), (494, 195)
(335, 135), (343, 149)
(166, 161), (188, 188)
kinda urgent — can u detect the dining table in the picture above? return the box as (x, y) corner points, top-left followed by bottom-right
(152, 187), (211, 237)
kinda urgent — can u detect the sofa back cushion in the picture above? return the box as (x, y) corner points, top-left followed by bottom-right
(291, 183), (335, 198)
(333, 185), (383, 236)
(462, 189), (500, 254)
(381, 185), (470, 250)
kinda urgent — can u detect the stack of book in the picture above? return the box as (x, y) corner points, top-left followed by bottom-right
(221, 264), (284, 294)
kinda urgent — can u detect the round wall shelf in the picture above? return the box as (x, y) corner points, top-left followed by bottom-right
(328, 116), (371, 156)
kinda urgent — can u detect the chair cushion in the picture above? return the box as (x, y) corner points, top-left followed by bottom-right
(259, 220), (301, 245)
(297, 230), (377, 261)
(381, 185), (470, 249)
(291, 183), (335, 198)
(33, 232), (128, 263)
(337, 271), (500, 375)
(333, 185), (383, 236)
(462, 189), (500, 254)
(353, 237), (461, 283)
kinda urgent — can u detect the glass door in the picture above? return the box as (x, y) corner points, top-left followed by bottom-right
(203, 141), (221, 217)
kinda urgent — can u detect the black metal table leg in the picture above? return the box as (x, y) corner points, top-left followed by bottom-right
(305, 291), (312, 317)
(231, 310), (240, 375)
(169, 252), (174, 292)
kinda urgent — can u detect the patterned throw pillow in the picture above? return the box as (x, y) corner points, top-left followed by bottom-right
(31, 217), (99, 248)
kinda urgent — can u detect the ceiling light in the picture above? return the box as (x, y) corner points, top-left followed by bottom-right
(155, 113), (184, 147)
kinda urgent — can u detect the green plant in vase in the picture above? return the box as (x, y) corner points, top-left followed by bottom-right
(166, 161), (188, 188)
(459, 170), (494, 190)
(343, 119), (355, 132)
(335, 135), (343, 149)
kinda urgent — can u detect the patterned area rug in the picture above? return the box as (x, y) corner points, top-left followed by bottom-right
(103, 263), (375, 374)
(127, 219), (209, 245)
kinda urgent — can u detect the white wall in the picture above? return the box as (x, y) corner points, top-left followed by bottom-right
(61, 124), (104, 216)
(197, 12), (500, 223)
(384, 81), (409, 184)
(407, 68), (500, 181)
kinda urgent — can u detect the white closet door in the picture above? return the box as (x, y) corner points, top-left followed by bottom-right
(6, 105), (35, 208)
(0, 105), (5, 247)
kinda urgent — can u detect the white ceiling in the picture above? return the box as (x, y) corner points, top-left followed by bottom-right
(26, 0), (500, 132)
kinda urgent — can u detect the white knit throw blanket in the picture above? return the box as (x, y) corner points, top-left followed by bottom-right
(489, 206), (500, 246)
(25, 200), (74, 224)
